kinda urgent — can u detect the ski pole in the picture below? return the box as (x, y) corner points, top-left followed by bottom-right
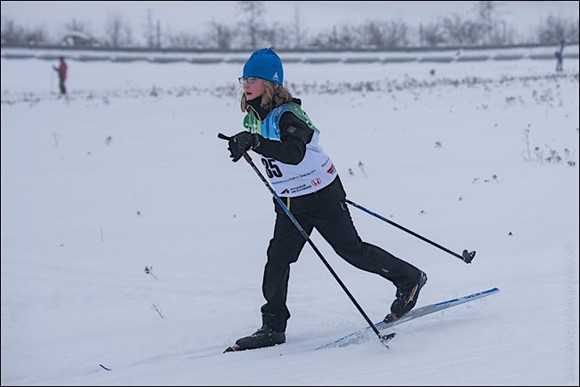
(218, 133), (392, 347)
(50, 69), (54, 94)
(345, 199), (476, 264)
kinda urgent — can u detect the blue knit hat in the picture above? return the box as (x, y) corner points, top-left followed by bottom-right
(242, 47), (284, 86)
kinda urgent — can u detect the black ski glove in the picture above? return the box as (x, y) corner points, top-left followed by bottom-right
(228, 131), (260, 162)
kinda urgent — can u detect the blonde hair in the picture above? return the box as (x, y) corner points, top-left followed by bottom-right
(240, 80), (293, 113)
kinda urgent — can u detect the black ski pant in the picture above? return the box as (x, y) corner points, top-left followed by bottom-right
(58, 77), (66, 95)
(260, 199), (422, 332)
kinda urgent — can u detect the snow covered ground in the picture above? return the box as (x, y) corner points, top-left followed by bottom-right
(1, 52), (579, 385)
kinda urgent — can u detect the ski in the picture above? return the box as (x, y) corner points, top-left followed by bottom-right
(316, 287), (500, 350)
(223, 344), (242, 353)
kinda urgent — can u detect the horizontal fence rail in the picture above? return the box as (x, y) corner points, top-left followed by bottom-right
(1, 44), (578, 65)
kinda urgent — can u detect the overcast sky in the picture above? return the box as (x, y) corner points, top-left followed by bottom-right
(2, 1), (579, 43)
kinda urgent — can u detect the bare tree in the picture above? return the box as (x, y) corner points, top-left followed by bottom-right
(1, 18), (24, 44)
(23, 26), (48, 45)
(363, 21), (384, 49)
(536, 14), (579, 44)
(473, 1), (508, 44)
(142, 10), (158, 48)
(263, 24), (293, 49)
(64, 19), (91, 35)
(165, 29), (200, 48)
(474, 1), (493, 44)
(104, 13), (133, 48)
(420, 22), (446, 47)
(290, 6), (308, 49)
(311, 24), (363, 50)
(1, 18), (48, 45)
(237, 1), (265, 49)
(206, 21), (234, 49)
(441, 14), (486, 45)
(361, 19), (410, 49)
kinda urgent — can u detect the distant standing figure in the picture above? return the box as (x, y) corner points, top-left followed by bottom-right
(555, 40), (565, 72)
(53, 57), (68, 95)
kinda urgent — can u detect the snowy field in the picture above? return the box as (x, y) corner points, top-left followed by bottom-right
(1, 53), (579, 386)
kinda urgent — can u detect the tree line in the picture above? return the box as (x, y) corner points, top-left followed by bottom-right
(2, 1), (578, 50)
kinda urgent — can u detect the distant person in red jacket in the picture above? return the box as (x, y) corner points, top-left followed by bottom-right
(53, 57), (68, 96)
